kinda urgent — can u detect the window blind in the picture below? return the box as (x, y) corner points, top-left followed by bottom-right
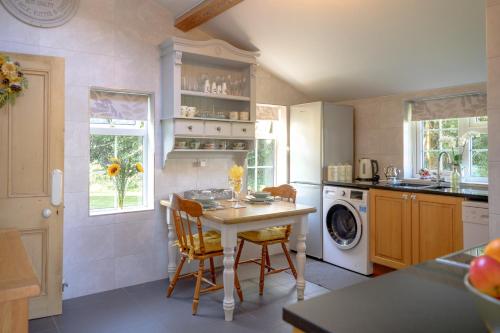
(89, 90), (149, 120)
(410, 93), (487, 121)
(256, 105), (281, 120)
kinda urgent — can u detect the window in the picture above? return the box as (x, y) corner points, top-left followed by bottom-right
(247, 104), (287, 192)
(414, 116), (488, 182)
(89, 89), (154, 214)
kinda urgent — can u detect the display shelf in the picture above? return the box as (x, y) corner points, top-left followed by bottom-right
(180, 90), (250, 102)
(174, 117), (254, 123)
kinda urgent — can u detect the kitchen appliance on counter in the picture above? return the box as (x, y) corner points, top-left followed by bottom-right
(289, 101), (354, 259)
(384, 165), (401, 183)
(357, 158), (379, 181)
(323, 186), (373, 275)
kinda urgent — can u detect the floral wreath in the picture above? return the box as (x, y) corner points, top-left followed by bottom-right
(0, 54), (28, 109)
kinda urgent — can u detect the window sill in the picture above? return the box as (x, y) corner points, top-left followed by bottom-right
(89, 206), (154, 217)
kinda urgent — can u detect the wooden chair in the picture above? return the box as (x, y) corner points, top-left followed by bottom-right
(166, 194), (243, 314)
(234, 184), (298, 295)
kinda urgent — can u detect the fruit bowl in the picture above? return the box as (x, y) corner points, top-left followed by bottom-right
(464, 273), (500, 331)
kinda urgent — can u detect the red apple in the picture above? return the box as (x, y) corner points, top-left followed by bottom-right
(469, 255), (500, 298)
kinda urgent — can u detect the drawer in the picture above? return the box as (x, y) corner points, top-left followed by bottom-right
(462, 205), (489, 225)
(174, 119), (204, 136)
(204, 121), (231, 136)
(232, 123), (255, 138)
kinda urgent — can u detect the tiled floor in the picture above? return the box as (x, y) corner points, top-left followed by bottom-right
(29, 255), (368, 333)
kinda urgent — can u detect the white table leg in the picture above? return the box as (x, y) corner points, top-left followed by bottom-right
(221, 226), (237, 321)
(296, 215), (308, 300)
(166, 207), (177, 281)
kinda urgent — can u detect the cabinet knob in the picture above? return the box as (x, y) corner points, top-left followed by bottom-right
(188, 125), (193, 131)
(242, 128), (247, 132)
(402, 194), (409, 200)
(410, 194), (417, 200)
(216, 126), (221, 131)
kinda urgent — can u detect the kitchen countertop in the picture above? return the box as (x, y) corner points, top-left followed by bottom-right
(323, 180), (488, 201)
(283, 254), (487, 332)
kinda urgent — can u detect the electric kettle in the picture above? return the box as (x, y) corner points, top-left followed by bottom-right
(358, 158), (379, 181)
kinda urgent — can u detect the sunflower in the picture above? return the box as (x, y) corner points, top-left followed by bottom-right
(1, 62), (17, 78)
(107, 163), (121, 177)
(135, 162), (144, 173)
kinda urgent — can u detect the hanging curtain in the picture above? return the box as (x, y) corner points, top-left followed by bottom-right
(410, 93), (487, 121)
(256, 104), (281, 120)
(89, 90), (149, 120)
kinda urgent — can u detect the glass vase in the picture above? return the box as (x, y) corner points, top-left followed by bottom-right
(451, 163), (461, 189)
(231, 178), (245, 209)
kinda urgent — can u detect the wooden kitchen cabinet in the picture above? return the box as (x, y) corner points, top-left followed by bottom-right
(369, 189), (464, 269)
(369, 189), (412, 269)
(411, 193), (463, 264)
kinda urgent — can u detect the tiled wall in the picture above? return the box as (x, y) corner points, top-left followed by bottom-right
(0, 0), (310, 299)
(340, 83), (486, 178)
(487, 0), (500, 238)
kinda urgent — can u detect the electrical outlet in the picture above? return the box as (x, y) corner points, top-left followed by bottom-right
(200, 159), (208, 167)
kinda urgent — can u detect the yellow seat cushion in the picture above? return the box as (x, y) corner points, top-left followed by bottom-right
(238, 226), (288, 243)
(175, 230), (223, 258)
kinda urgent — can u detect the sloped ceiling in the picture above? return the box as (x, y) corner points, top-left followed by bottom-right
(159, 0), (486, 102)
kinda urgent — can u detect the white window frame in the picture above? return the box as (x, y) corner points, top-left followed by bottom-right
(412, 117), (488, 184)
(89, 89), (154, 215)
(247, 104), (287, 192)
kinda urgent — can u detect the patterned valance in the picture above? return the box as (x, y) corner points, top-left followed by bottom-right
(410, 93), (487, 121)
(90, 90), (149, 120)
(256, 105), (283, 121)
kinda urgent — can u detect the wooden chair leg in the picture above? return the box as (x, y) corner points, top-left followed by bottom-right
(192, 260), (204, 315)
(282, 242), (297, 279)
(209, 257), (216, 284)
(167, 256), (186, 297)
(235, 239), (244, 269)
(265, 245), (271, 272)
(235, 271), (244, 302)
(259, 245), (267, 295)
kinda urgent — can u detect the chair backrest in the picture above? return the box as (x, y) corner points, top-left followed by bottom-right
(170, 193), (207, 256)
(262, 184), (297, 238)
(262, 184), (297, 203)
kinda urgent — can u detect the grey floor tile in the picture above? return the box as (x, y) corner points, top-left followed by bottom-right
(32, 253), (366, 333)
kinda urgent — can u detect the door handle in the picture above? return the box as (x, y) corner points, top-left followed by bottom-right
(42, 208), (52, 218)
(410, 194), (417, 200)
(51, 169), (63, 206)
(402, 194), (409, 200)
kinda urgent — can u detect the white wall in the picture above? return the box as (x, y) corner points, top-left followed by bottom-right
(0, 0), (310, 299)
(487, 0), (500, 238)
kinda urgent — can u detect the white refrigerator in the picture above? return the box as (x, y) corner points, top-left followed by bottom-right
(289, 102), (353, 259)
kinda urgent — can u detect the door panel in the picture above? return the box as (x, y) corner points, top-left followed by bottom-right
(0, 53), (64, 318)
(369, 189), (412, 269)
(412, 193), (463, 263)
(9, 71), (49, 197)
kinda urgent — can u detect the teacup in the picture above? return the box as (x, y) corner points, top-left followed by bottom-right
(180, 105), (189, 117)
(176, 141), (187, 149)
(190, 141), (201, 149)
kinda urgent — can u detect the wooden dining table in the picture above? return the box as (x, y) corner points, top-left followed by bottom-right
(160, 198), (316, 321)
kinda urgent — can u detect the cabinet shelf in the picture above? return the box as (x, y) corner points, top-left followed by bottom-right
(174, 117), (254, 123)
(172, 149), (249, 153)
(181, 90), (250, 102)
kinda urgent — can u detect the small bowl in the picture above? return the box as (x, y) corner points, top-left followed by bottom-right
(253, 191), (271, 199)
(464, 273), (500, 331)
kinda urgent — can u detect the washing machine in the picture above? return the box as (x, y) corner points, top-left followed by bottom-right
(322, 186), (373, 275)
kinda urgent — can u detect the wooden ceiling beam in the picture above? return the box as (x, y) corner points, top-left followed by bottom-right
(175, 0), (244, 32)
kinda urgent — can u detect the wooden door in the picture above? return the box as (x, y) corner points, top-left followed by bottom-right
(369, 189), (412, 269)
(0, 53), (64, 318)
(411, 193), (463, 264)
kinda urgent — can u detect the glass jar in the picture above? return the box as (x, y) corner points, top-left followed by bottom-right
(451, 163), (461, 189)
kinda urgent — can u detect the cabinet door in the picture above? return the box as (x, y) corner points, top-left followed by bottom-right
(174, 119), (204, 136)
(232, 123), (255, 138)
(369, 189), (412, 269)
(411, 193), (463, 264)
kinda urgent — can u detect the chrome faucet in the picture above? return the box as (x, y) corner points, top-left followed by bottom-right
(436, 151), (451, 186)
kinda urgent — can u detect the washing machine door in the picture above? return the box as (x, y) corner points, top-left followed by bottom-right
(325, 200), (362, 250)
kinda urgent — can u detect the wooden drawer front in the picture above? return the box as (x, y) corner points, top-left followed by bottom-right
(232, 123), (255, 138)
(174, 120), (204, 136)
(204, 121), (231, 136)
(462, 206), (489, 225)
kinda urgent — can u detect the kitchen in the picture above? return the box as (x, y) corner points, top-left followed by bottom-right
(0, 0), (499, 332)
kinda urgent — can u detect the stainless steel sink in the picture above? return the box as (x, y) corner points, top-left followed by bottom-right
(425, 185), (452, 190)
(386, 182), (432, 188)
